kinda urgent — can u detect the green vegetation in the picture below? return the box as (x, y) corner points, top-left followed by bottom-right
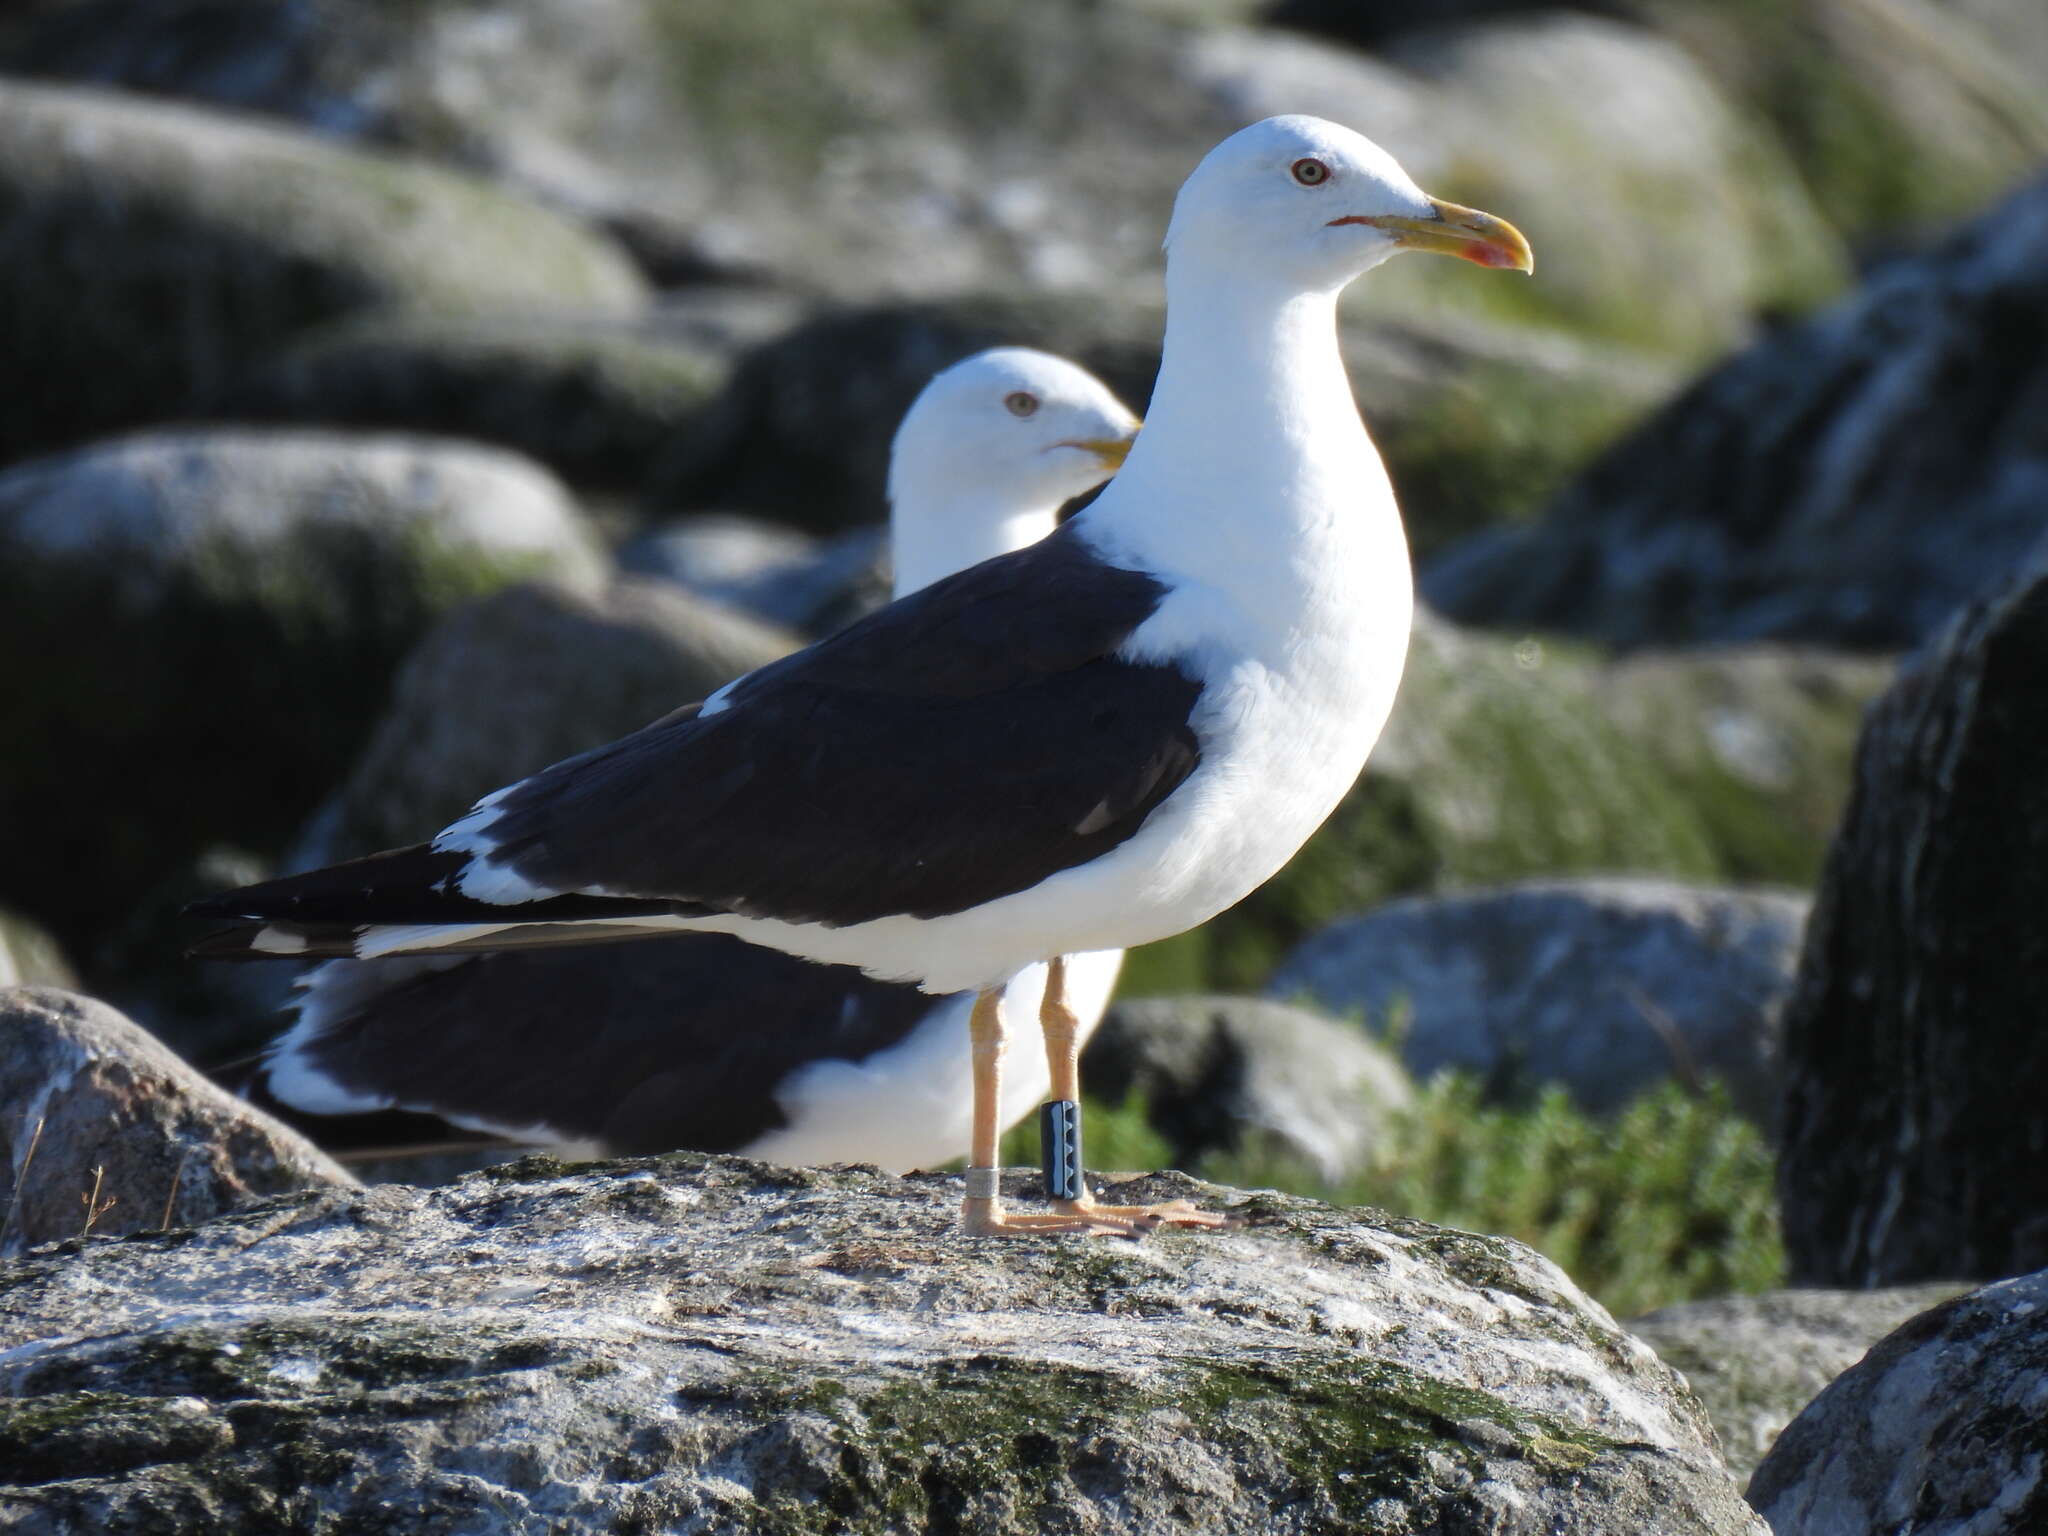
(1011, 1075), (1783, 1319)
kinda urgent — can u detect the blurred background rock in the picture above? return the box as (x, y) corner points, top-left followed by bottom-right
(0, 0), (2044, 1341)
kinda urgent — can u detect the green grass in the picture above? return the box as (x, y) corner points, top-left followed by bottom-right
(1008, 1075), (1783, 1320)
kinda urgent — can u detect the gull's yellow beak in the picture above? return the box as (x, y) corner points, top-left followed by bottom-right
(1332, 197), (1534, 274)
(1066, 429), (1140, 472)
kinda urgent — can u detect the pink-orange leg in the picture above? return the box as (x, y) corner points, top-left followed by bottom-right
(1039, 955), (1239, 1231)
(960, 986), (1140, 1237)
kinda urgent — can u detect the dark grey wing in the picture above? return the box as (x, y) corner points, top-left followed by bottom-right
(273, 939), (941, 1154)
(476, 524), (1204, 927)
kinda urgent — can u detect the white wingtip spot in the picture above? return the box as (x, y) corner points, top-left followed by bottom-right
(251, 927), (309, 955)
(699, 678), (739, 718)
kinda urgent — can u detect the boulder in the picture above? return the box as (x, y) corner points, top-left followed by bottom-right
(1268, 879), (1808, 1126)
(1082, 996), (1414, 1180)
(1591, 645), (1895, 889)
(1747, 1270), (2048, 1533)
(1276, 0), (2048, 246)
(0, 429), (604, 945)
(1777, 537), (2048, 1287)
(1195, 13), (1844, 358)
(291, 576), (798, 869)
(2, 1), (1841, 356)
(0, 80), (645, 465)
(0, 1154), (1764, 1532)
(218, 309), (735, 501)
(667, 292), (1674, 552)
(1122, 615), (1886, 995)
(0, 987), (351, 1258)
(1627, 1283), (1968, 1488)
(1633, 0), (2048, 242)
(619, 515), (891, 634)
(1425, 173), (2048, 652)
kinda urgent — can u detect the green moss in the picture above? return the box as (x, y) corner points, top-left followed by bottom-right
(717, 1349), (1625, 1532)
(0, 1390), (231, 1487)
(1380, 355), (1668, 559)
(1641, 0), (2048, 241)
(1202, 1075), (1785, 1318)
(0, 500), (583, 949)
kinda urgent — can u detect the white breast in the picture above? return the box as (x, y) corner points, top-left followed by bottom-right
(741, 949), (1125, 1172)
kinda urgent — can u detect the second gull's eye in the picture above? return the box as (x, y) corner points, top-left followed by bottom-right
(1004, 391), (1039, 418)
(1291, 158), (1330, 187)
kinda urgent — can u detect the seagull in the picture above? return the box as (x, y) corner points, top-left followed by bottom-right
(258, 348), (1138, 1173)
(191, 115), (1532, 1237)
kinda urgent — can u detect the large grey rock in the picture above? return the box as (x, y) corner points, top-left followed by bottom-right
(1124, 614), (1885, 996)
(0, 79), (645, 465)
(1635, 0), (2048, 241)
(0, 430), (603, 945)
(293, 575), (798, 868)
(619, 515), (891, 634)
(1278, 0), (2048, 245)
(1083, 996), (1414, 1180)
(1628, 1284), (1969, 1489)
(0, 1), (1840, 357)
(1748, 1271), (2048, 1533)
(1777, 536), (2048, 1287)
(1203, 12), (1843, 359)
(0, 1154), (1764, 1532)
(0, 987), (351, 1258)
(220, 308), (735, 501)
(670, 291), (1674, 551)
(1426, 173), (2048, 652)
(1269, 879), (1808, 1126)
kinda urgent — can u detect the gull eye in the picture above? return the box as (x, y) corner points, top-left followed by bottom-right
(1291, 158), (1330, 187)
(1004, 391), (1039, 418)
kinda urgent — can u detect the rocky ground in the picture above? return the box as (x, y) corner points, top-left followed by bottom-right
(2, 0), (2046, 1527)
(0, 1152), (1764, 1534)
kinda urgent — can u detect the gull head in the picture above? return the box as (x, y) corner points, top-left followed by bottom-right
(886, 347), (1141, 595)
(888, 347), (1141, 522)
(1165, 115), (1533, 293)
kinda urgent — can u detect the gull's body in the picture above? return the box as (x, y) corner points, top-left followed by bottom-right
(196, 116), (1531, 1235)
(261, 349), (1136, 1170)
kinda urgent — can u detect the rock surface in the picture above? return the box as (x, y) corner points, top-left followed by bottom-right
(0, 987), (351, 1258)
(0, 79), (644, 465)
(620, 515), (891, 635)
(291, 576), (798, 868)
(1269, 879), (1808, 1127)
(1628, 1283), (1968, 1489)
(666, 291), (1675, 551)
(0, 0), (1842, 357)
(1777, 536), (2048, 1287)
(1747, 1270), (2048, 1533)
(0, 1153), (1764, 1533)
(220, 309), (734, 501)
(1281, 0), (2048, 245)
(0, 430), (602, 944)
(1426, 173), (2048, 652)
(1083, 996), (1414, 1181)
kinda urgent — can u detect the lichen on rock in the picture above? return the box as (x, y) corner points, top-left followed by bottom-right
(0, 1153), (1762, 1533)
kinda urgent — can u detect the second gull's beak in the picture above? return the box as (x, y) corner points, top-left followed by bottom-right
(1065, 429), (1140, 472)
(1334, 197), (1534, 274)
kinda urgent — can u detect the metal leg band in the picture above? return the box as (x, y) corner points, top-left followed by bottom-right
(963, 1165), (1002, 1201)
(1040, 1099), (1084, 1202)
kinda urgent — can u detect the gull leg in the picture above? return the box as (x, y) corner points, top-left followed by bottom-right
(1038, 955), (1239, 1231)
(960, 985), (1137, 1238)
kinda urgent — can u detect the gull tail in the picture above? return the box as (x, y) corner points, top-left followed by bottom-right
(184, 843), (689, 961)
